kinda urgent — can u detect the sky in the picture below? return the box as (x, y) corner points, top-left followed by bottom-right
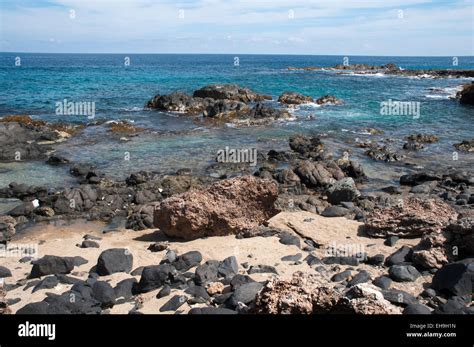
(0, 0), (473, 56)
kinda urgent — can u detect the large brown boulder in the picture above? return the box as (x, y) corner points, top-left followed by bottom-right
(154, 176), (279, 240)
(364, 197), (457, 238)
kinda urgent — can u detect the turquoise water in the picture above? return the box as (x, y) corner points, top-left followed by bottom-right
(0, 53), (473, 187)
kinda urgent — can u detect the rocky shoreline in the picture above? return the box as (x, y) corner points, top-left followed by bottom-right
(0, 82), (473, 315)
(288, 63), (474, 81)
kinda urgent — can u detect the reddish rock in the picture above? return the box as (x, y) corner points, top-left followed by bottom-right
(0, 216), (16, 243)
(364, 197), (457, 238)
(412, 217), (474, 269)
(0, 286), (10, 315)
(154, 176), (279, 240)
(254, 273), (400, 314)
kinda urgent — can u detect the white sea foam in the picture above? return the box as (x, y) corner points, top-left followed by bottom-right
(120, 106), (143, 112)
(303, 102), (322, 108)
(425, 85), (462, 100)
(341, 72), (387, 78)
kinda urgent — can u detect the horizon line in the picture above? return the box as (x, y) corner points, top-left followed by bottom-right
(1, 51), (473, 58)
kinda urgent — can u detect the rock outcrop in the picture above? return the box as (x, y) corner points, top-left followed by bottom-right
(457, 83), (474, 105)
(316, 95), (343, 105)
(193, 84), (271, 103)
(278, 92), (313, 105)
(364, 197), (457, 238)
(154, 176), (279, 240)
(254, 273), (400, 314)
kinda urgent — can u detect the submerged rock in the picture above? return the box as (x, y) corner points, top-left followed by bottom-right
(278, 92), (313, 105)
(454, 139), (474, 152)
(289, 135), (325, 159)
(154, 176), (279, 240)
(316, 95), (343, 105)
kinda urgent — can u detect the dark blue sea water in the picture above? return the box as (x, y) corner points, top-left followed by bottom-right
(0, 53), (473, 188)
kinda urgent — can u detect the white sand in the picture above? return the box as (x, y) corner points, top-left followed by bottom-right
(1, 212), (427, 314)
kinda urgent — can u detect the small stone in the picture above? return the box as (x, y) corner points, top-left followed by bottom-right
(248, 265), (278, 275)
(92, 281), (116, 308)
(171, 251), (202, 271)
(420, 288), (437, 298)
(29, 255), (75, 278)
(382, 289), (418, 306)
(230, 274), (255, 290)
(229, 282), (264, 308)
(114, 278), (137, 299)
(130, 266), (144, 276)
(281, 253), (302, 262)
(347, 270), (371, 286)
(206, 282), (225, 295)
(431, 259), (473, 297)
(389, 265), (421, 282)
(156, 284), (171, 299)
(321, 206), (349, 217)
(32, 276), (59, 293)
(278, 232), (301, 248)
(83, 234), (102, 241)
(0, 266), (12, 278)
(80, 240), (99, 248)
(323, 256), (360, 266)
(184, 285), (210, 301)
(372, 276), (392, 290)
(159, 295), (187, 312)
(385, 246), (413, 266)
(147, 241), (168, 252)
(384, 236), (399, 247)
(195, 260), (219, 285)
(403, 304), (432, 315)
(303, 254), (322, 267)
(331, 270), (352, 282)
(366, 254), (385, 266)
(218, 256), (239, 277)
(137, 264), (176, 293)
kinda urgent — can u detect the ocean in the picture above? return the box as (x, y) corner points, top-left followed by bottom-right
(0, 53), (473, 188)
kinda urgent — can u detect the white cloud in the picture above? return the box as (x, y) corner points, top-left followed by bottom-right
(0, 0), (471, 55)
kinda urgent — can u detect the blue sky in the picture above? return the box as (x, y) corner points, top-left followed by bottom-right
(0, 0), (473, 55)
